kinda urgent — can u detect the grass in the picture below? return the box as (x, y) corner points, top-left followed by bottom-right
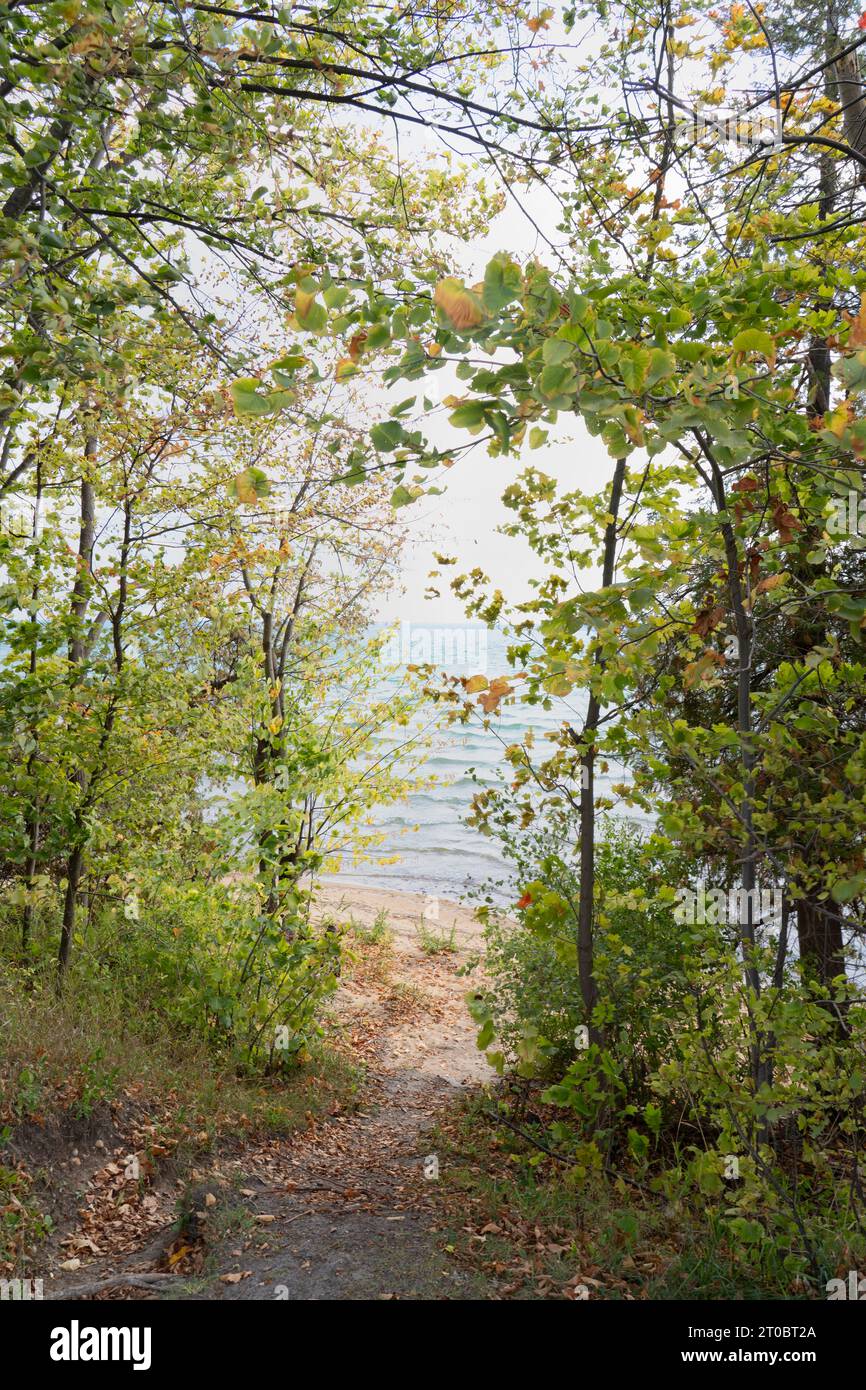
(387, 978), (431, 1012)
(0, 961), (364, 1274)
(0, 974), (361, 1137)
(0, 1162), (54, 1269)
(348, 907), (392, 946)
(343, 908), (394, 985)
(416, 919), (457, 955)
(430, 1094), (824, 1301)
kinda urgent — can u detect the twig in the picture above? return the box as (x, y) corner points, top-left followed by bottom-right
(48, 1272), (179, 1300)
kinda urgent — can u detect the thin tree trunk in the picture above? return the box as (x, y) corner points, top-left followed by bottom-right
(573, 456), (626, 1038)
(58, 843), (82, 981)
(57, 432), (97, 985)
(22, 468), (43, 951)
(699, 440), (769, 1099)
(21, 813), (39, 952)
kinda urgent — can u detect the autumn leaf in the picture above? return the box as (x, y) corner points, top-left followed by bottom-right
(755, 573), (786, 594)
(230, 467), (270, 505)
(692, 604), (726, 637)
(683, 650), (724, 687)
(335, 357), (358, 382)
(527, 7), (554, 32)
(434, 277), (486, 331)
(771, 498), (801, 544)
(478, 676), (514, 713)
(847, 302), (866, 349)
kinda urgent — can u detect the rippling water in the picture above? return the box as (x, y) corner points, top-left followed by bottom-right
(331, 626), (634, 905)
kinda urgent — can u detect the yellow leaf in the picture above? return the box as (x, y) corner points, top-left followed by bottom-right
(233, 470), (259, 505)
(295, 289), (315, 319)
(335, 357), (358, 382)
(434, 278), (485, 331)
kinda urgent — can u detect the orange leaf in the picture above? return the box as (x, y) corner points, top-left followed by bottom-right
(755, 573), (786, 594)
(527, 7), (554, 32)
(434, 278), (485, 331)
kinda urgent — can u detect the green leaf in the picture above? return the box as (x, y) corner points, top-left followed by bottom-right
(731, 328), (775, 363)
(448, 401), (487, 429)
(391, 484), (419, 508)
(230, 379), (273, 417)
(370, 420), (406, 451)
(830, 874), (865, 904)
(620, 347), (652, 393)
(482, 253), (522, 313)
(539, 362), (575, 398)
(645, 348), (676, 388)
(294, 291), (328, 333)
(542, 338), (573, 366)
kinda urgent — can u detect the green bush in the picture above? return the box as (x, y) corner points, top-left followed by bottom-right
(479, 819), (690, 1089)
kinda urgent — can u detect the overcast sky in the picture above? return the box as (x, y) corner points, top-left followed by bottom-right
(374, 188), (614, 625)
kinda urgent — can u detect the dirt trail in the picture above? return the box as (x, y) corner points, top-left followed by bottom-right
(185, 885), (495, 1300)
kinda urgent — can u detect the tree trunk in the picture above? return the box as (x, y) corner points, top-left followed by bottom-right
(58, 843), (82, 984)
(575, 456), (626, 1039)
(796, 896), (846, 986)
(21, 812), (39, 952)
(58, 433), (97, 983)
(702, 442), (767, 1098)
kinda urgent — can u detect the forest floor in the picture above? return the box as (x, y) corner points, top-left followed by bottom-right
(31, 885), (503, 1301)
(6, 886), (789, 1301)
(177, 884), (496, 1300)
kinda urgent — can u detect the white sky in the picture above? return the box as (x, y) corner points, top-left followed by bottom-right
(374, 191), (614, 624)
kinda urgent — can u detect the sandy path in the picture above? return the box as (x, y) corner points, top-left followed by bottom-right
(188, 884), (496, 1300)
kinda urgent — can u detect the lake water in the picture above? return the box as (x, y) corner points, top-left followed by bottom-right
(330, 625), (631, 906)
